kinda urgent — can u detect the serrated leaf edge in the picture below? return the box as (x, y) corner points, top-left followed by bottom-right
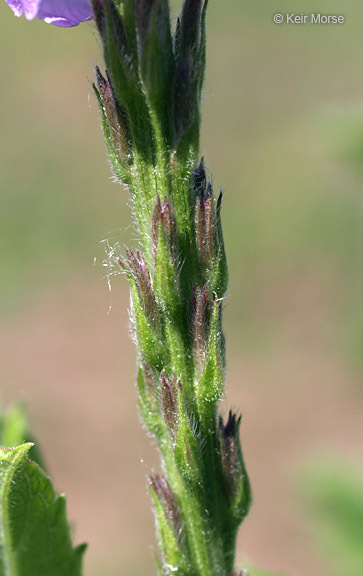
(0, 443), (33, 576)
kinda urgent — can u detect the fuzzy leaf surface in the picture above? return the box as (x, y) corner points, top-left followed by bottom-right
(0, 444), (85, 576)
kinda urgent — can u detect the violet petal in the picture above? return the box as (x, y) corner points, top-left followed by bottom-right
(5, 0), (42, 19)
(37, 0), (93, 27)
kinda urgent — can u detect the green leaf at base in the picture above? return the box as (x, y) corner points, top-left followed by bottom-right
(0, 443), (86, 576)
(0, 403), (45, 470)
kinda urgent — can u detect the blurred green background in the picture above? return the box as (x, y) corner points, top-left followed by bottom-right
(1, 1), (363, 575)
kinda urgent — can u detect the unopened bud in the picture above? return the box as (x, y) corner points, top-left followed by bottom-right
(176, 0), (204, 59)
(92, 0), (156, 164)
(173, 0), (208, 145)
(218, 411), (251, 519)
(121, 250), (159, 329)
(192, 157), (207, 198)
(160, 372), (180, 439)
(195, 185), (214, 270)
(152, 196), (176, 260)
(92, 0), (106, 34)
(149, 474), (183, 538)
(191, 283), (210, 371)
(94, 66), (131, 158)
(192, 160), (225, 276)
(219, 411), (241, 483)
(211, 189), (228, 298)
(136, 0), (174, 144)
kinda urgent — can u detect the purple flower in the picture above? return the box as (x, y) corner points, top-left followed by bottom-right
(5, 0), (93, 27)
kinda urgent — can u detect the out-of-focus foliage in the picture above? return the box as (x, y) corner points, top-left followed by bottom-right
(248, 568), (284, 576)
(300, 460), (363, 576)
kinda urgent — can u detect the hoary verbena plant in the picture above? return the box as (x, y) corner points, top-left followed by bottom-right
(92, 2), (251, 574)
(0, 1), (252, 575)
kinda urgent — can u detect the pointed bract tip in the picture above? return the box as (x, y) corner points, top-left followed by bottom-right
(221, 410), (242, 438)
(193, 157), (207, 198)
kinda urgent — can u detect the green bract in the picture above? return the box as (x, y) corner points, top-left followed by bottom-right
(93, 1), (251, 575)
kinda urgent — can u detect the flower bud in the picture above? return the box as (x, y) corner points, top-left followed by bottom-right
(136, 0), (175, 144)
(212, 190), (228, 298)
(149, 474), (185, 547)
(92, 0), (106, 33)
(93, 67), (131, 160)
(177, 0), (205, 57)
(192, 156), (207, 197)
(121, 249), (159, 329)
(195, 184), (214, 271)
(219, 411), (241, 484)
(160, 372), (179, 440)
(173, 0), (208, 148)
(152, 196), (176, 260)
(192, 160), (215, 272)
(92, 0), (156, 163)
(218, 411), (251, 523)
(190, 283), (210, 372)
(192, 159), (228, 297)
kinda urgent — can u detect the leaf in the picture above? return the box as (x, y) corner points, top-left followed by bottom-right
(0, 443), (86, 576)
(0, 403), (46, 470)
